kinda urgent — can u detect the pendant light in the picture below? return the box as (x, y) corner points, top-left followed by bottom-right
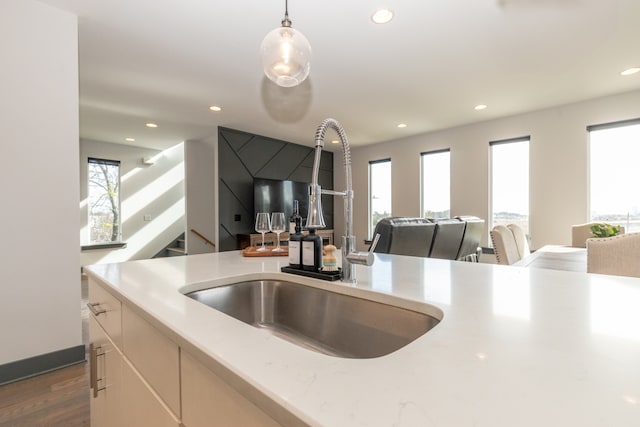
(260, 0), (312, 88)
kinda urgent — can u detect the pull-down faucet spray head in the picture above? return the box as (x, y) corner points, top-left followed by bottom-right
(306, 184), (326, 229)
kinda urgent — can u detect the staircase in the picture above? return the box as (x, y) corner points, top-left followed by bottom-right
(154, 233), (186, 258)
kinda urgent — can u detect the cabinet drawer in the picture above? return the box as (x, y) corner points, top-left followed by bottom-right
(122, 304), (180, 418)
(182, 351), (282, 427)
(88, 279), (122, 348)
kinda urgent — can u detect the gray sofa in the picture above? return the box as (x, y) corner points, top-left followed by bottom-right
(371, 216), (484, 261)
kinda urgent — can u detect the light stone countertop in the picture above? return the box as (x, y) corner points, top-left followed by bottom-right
(85, 251), (640, 426)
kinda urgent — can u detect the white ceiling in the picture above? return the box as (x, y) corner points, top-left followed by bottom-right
(39, 0), (640, 150)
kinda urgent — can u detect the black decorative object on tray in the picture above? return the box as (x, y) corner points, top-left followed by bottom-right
(281, 266), (342, 281)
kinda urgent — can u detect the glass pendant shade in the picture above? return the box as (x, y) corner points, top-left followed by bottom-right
(261, 25), (312, 87)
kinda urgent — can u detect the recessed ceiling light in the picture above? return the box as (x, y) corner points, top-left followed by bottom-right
(621, 67), (640, 76)
(475, 104), (487, 110)
(372, 9), (393, 24)
(145, 123), (158, 128)
(209, 105), (222, 112)
(397, 123), (407, 128)
(125, 137), (135, 142)
(331, 139), (340, 144)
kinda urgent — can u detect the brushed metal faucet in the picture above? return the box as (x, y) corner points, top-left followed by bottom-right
(306, 118), (379, 282)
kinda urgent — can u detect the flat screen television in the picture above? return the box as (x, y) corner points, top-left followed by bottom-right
(253, 178), (333, 229)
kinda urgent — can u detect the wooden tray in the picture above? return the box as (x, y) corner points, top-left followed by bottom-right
(242, 246), (289, 257)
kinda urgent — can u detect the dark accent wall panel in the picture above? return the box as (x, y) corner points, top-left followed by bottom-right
(218, 127), (334, 252)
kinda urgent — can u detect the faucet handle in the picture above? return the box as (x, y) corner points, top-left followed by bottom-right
(345, 233), (380, 267)
(369, 233), (381, 253)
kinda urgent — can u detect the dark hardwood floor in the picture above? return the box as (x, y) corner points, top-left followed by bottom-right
(0, 278), (90, 427)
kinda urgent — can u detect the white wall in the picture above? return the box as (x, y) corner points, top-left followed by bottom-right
(80, 140), (186, 266)
(344, 90), (640, 251)
(184, 138), (217, 254)
(0, 0), (82, 364)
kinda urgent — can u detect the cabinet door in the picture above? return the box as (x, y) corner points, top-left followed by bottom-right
(122, 304), (180, 417)
(181, 351), (282, 427)
(89, 316), (124, 427)
(122, 358), (181, 427)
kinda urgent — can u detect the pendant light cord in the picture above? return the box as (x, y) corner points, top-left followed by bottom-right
(281, 0), (292, 27)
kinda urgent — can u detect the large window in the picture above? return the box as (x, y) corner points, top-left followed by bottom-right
(88, 158), (121, 244)
(369, 158), (392, 237)
(588, 119), (640, 233)
(490, 137), (530, 236)
(420, 149), (450, 219)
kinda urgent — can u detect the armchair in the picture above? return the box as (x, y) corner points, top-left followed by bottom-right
(572, 222), (625, 248)
(586, 232), (640, 278)
(490, 224), (522, 265)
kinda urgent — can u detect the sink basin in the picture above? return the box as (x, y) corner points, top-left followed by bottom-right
(185, 280), (440, 358)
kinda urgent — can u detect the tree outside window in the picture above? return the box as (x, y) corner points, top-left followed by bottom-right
(88, 158), (121, 243)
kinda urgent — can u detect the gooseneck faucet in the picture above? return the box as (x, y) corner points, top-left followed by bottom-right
(306, 118), (379, 282)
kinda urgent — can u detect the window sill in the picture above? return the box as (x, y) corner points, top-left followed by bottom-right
(81, 242), (127, 251)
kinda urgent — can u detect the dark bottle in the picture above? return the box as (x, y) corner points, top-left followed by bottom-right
(289, 200), (301, 234)
(288, 216), (303, 269)
(302, 228), (323, 272)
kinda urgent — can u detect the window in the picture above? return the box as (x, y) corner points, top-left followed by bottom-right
(588, 119), (640, 233)
(420, 149), (450, 219)
(88, 158), (121, 244)
(490, 137), (530, 237)
(369, 158), (391, 237)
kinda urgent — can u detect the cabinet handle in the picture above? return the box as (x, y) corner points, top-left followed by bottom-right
(89, 343), (96, 395)
(87, 302), (106, 316)
(89, 343), (106, 398)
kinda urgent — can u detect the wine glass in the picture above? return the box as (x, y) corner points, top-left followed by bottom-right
(270, 212), (286, 252)
(255, 212), (271, 252)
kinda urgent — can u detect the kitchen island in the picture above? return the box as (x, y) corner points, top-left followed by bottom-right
(85, 251), (640, 426)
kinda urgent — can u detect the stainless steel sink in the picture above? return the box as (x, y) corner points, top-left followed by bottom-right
(185, 280), (440, 358)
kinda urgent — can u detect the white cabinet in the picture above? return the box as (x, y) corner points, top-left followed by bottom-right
(89, 316), (124, 427)
(122, 357), (181, 427)
(181, 351), (281, 427)
(122, 304), (180, 417)
(89, 279), (180, 427)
